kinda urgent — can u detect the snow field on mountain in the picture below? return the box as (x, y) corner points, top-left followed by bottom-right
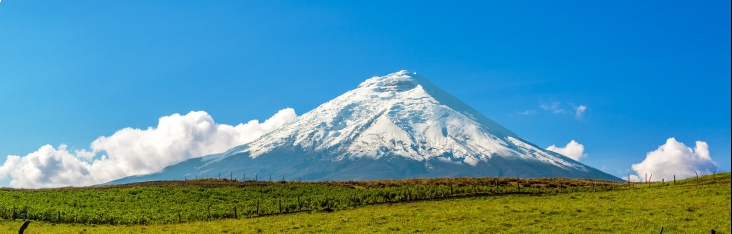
(229, 71), (584, 170)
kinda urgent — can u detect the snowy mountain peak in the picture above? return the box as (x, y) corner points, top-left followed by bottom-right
(217, 71), (585, 171)
(114, 71), (621, 184)
(358, 70), (420, 92)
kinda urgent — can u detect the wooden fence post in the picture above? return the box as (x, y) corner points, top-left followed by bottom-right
(256, 200), (260, 215)
(695, 171), (699, 183)
(234, 206), (238, 219)
(648, 174), (652, 188)
(674, 175), (676, 185)
(18, 221), (31, 234)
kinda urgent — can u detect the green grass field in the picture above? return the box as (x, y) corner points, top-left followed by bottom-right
(0, 177), (625, 225)
(1, 173), (729, 233)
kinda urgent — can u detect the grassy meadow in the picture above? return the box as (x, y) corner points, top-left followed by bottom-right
(1, 173), (729, 233)
(1, 177), (624, 225)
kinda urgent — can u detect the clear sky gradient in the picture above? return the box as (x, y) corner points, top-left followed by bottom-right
(1, 1), (730, 186)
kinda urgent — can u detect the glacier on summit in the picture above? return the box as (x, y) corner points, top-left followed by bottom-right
(112, 71), (619, 184)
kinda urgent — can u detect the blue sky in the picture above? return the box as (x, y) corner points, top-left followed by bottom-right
(1, 1), (729, 187)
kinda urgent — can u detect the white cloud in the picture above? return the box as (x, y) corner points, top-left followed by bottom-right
(0, 156), (20, 181)
(75, 149), (96, 161)
(540, 102), (567, 114)
(575, 105), (587, 119)
(547, 140), (587, 161)
(539, 102), (555, 110)
(0, 108), (297, 188)
(630, 138), (717, 182)
(539, 102), (588, 119)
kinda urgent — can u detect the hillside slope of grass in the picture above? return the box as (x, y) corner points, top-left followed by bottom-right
(1, 173), (729, 233)
(1, 177), (625, 225)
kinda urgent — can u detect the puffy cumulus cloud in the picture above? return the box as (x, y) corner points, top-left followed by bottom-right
(630, 138), (717, 182)
(0, 156), (21, 180)
(1, 145), (96, 187)
(574, 105), (587, 119)
(547, 140), (587, 161)
(0, 108), (297, 188)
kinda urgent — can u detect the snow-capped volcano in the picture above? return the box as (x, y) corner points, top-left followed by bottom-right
(112, 71), (619, 183)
